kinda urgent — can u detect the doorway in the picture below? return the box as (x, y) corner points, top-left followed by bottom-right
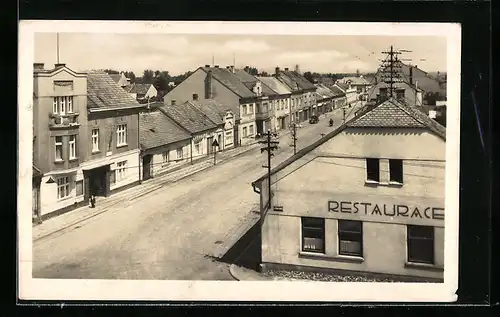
(207, 136), (214, 155)
(86, 165), (110, 197)
(142, 154), (153, 180)
(217, 134), (222, 151)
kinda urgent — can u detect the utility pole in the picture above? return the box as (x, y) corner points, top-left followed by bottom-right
(381, 45), (403, 98)
(259, 131), (280, 214)
(291, 123), (297, 155)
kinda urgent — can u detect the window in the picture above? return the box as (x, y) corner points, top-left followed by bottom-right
(116, 124), (127, 146)
(162, 151), (169, 163)
(91, 129), (99, 152)
(242, 105), (247, 115)
(366, 158), (380, 182)
(407, 225), (434, 264)
(52, 96), (74, 114)
(301, 217), (325, 253)
(389, 159), (403, 183)
(396, 89), (405, 100)
(115, 161), (127, 182)
(57, 176), (70, 199)
(243, 126), (248, 137)
(110, 170), (116, 184)
(249, 104), (254, 114)
(249, 125), (254, 135)
(176, 147), (183, 159)
(55, 136), (63, 161)
(338, 220), (363, 257)
(194, 141), (201, 155)
(76, 180), (83, 197)
(69, 135), (77, 159)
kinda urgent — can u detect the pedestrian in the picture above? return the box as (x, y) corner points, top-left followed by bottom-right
(90, 193), (96, 208)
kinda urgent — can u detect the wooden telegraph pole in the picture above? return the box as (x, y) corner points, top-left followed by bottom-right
(291, 123), (297, 155)
(259, 131), (279, 215)
(212, 138), (219, 165)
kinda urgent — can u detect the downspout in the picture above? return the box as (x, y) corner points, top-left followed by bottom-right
(190, 136), (193, 165)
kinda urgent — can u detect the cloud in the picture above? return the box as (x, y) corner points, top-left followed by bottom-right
(221, 39), (272, 53)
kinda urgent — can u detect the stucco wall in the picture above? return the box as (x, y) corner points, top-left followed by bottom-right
(261, 128), (446, 279)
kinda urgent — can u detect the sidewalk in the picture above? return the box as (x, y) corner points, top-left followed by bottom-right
(32, 142), (261, 242)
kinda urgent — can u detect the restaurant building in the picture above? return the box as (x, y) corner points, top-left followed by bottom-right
(252, 97), (446, 282)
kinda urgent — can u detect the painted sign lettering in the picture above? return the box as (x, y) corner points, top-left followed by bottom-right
(328, 200), (444, 221)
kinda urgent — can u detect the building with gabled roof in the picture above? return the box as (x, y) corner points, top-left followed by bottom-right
(251, 97), (446, 282)
(257, 76), (293, 131)
(108, 72), (131, 88)
(163, 65), (275, 146)
(33, 64), (144, 220)
(274, 67), (317, 124)
(159, 100), (223, 159)
(126, 83), (158, 102)
(139, 109), (192, 180)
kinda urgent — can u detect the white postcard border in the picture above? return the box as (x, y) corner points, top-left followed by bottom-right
(18, 21), (461, 302)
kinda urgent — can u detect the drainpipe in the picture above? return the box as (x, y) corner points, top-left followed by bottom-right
(190, 137), (193, 165)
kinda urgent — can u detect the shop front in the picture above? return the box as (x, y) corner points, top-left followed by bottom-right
(261, 191), (445, 282)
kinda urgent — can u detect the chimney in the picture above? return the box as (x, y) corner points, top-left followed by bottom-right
(226, 66), (231, 69)
(193, 93), (199, 101)
(214, 65), (219, 68)
(409, 65), (413, 85)
(205, 70), (213, 99)
(230, 65), (235, 73)
(275, 67), (280, 75)
(33, 63), (44, 70)
(205, 64), (210, 68)
(54, 63), (66, 68)
(171, 99), (177, 106)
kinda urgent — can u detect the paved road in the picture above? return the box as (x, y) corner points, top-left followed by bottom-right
(33, 104), (364, 280)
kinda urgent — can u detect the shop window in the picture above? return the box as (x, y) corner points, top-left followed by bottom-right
(57, 176), (70, 199)
(407, 225), (434, 264)
(301, 217), (325, 253)
(338, 220), (363, 257)
(176, 147), (183, 159)
(366, 158), (380, 182)
(389, 159), (404, 183)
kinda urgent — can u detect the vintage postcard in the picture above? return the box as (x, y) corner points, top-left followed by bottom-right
(18, 21), (461, 302)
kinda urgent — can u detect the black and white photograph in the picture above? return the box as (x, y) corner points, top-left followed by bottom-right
(18, 21), (461, 302)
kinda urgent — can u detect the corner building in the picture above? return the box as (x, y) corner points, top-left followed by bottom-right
(252, 98), (447, 282)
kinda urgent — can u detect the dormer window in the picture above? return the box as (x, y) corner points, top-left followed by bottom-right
(396, 89), (405, 101)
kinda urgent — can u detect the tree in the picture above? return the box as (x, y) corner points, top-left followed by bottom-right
(123, 71), (136, 84)
(142, 69), (155, 84)
(303, 71), (314, 83)
(103, 69), (119, 74)
(243, 66), (259, 75)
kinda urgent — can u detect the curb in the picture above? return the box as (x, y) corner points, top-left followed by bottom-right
(229, 264), (241, 281)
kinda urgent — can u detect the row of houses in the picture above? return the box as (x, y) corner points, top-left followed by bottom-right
(31, 63), (238, 222)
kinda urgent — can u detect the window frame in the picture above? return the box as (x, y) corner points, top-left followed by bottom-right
(366, 158), (380, 182)
(243, 126), (248, 137)
(57, 176), (70, 200)
(249, 125), (254, 135)
(301, 217), (326, 254)
(116, 124), (128, 147)
(69, 135), (77, 160)
(91, 128), (100, 153)
(338, 220), (363, 257)
(55, 136), (63, 161)
(407, 225), (435, 265)
(162, 151), (169, 163)
(66, 96), (74, 113)
(115, 160), (127, 182)
(389, 159), (404, 184)
(176, 147), (183, 159)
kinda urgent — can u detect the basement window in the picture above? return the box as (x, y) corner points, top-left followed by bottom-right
(366, 158), (380, 183)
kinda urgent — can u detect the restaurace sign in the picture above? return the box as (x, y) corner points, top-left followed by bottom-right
(328, 200), (444, 221)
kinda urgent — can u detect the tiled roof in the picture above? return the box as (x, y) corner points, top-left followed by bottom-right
(129, 83), (152, 95)
(139, 110), (191, 149)
(252, 97), (445, 186)
(276, 71), (316, 91)
(256, 77), (292, 95)
(329, 85), (346, 97)
(335, 82), (351, 91)
(87, 72), (142, 110)
(188, 99), (229, 125)
(109, 74), (122, 84)
(159, 102), (218, 134)
(233, 69), (277, 97)
(202, 67), (255, 98)
(347, 98), (446, 138)
(314, 83), (336, 99)
(341, 76), (370, 85)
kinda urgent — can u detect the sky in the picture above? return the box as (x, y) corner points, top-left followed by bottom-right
(34, 33), (447, 76)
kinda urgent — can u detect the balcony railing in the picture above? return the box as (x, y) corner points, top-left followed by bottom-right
(48, 112), (80, 129)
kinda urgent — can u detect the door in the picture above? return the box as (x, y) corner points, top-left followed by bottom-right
(234, 126), (239, 147)
(142, 155), (152, 180)
(207, 137), (214, 155)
